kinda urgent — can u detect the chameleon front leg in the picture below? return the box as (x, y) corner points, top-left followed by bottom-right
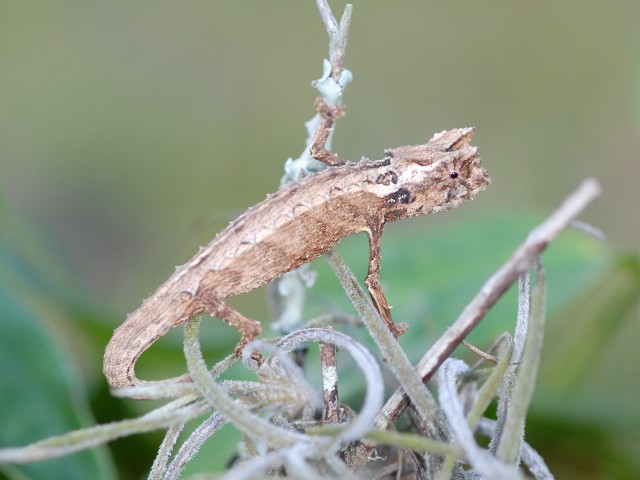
(309, 99), (404, 337)
(309, 98), (346, 167)
(365, 224), (409, 338)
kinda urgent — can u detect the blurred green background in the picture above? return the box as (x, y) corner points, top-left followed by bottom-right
(1, 1), (639, 479)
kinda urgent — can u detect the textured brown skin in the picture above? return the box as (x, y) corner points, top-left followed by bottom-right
(103, 128), (490, 392)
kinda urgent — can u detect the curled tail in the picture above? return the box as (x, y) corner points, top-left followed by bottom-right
(103, 288), (201, 393)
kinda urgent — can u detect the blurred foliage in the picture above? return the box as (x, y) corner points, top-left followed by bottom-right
(0, 1), (638, 311)
(1, 198), (639, 479)
(0, 2), (639, 478)
(0, 201), (114, 479)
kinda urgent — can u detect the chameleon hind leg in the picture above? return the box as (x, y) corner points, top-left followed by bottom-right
(199, 292), (262, 358)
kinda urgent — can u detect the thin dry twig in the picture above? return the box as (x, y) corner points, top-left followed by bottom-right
(320, 333), (340, 423)
(315, 0), (352, 78)
(462, 339), (499, 363)
(416, 179), (599, 381)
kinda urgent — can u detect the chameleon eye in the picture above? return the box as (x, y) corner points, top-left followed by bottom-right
(450, 171), (459, 179)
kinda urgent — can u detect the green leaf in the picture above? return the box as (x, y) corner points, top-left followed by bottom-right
(0, 200), (114, 480)
(0, 286), (115, 480)
(310, 211), (607, 360)
(536, 252), (640, 430)
(542, 253), (640, 390)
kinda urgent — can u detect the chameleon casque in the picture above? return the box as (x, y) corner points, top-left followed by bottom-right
(103, 126), (490, 392)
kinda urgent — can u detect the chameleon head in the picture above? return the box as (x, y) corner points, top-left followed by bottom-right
(381, 127), (490, 221)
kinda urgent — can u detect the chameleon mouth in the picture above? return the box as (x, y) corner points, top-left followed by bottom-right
(470, 158), (491, 193)
(457, 149), (491, 194)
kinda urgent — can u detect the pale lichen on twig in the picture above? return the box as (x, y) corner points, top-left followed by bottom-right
(272, 0), (353, 338)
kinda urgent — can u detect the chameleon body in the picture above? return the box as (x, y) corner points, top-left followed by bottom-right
(103, 127), (490, 392)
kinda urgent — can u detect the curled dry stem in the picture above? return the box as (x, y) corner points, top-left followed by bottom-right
(437, 359), (521, 479)
(274, 327), (384, 446)
(0, 396), (210, 464)
(495, 261), (547, 465)
(183, 317), (307, 450)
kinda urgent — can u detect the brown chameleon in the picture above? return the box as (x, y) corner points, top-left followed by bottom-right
(103, 126), (490, 392)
